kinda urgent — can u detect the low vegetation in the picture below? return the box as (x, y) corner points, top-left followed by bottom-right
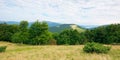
(0, 42), (120, 60)
(83, 42), (111, 53)
(0, 46), (7, 52)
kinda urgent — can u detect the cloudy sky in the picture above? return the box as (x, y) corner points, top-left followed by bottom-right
(0, 0), (120, 25)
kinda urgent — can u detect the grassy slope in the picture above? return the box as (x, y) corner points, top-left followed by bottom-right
(0, 41), (120, 60)
(49, 24), (85, 33)
(70, 24), (85, 32)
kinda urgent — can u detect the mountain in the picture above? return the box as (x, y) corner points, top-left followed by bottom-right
(0, 21), (60, 27)
(28, 21), (60, 27)
(45, 21), (60, 27)
(0, 21), (99, 29)
(49, 24), (85, 33)
(5, 21), (19, 25)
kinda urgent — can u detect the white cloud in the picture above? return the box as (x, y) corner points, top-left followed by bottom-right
(0, 0), (120, 25)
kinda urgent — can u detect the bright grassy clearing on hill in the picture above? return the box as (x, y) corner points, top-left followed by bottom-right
(0, 42), (120, 60)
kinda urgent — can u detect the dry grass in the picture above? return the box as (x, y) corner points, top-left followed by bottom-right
(0, 41), (120, 60)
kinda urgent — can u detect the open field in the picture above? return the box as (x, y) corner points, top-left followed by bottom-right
(0, 41), (120, 60)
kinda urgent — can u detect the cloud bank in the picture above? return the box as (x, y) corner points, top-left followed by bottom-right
(0, 0), (120, 25)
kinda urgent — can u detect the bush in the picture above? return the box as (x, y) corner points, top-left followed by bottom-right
(11, 32), (29, 44)
(29, 33), (52, 45)
(0, 46), (7, 52)
(49, 39), (57, 45)
(83, 42), (111, 53)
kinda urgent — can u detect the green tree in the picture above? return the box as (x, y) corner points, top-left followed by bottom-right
(29, 21), (52, 45)
(85, 24), (120, 44)
(0, 23), (19, 41)
(29, 21), (47, 38)
(11, 32), (29, 43)
(19, 21), (28, 32)
(56, 29), (86, 45)
(11, 21), (29, 43)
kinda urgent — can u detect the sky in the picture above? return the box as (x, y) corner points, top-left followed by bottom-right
(0, 0), (120, 25)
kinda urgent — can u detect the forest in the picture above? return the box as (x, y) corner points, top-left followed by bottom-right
(0, 20), (120, 45)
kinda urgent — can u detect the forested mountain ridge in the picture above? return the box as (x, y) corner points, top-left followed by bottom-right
(0, 20), (120, 45)
(49, 24), (85, 33)
(0, 21), (99, 28)
(0, 21), (85, 33)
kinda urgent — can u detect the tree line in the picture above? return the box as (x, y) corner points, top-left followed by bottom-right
(0, 20), (120, 45)
(0, 21), (53, 45)
(85, 24), (120, 44)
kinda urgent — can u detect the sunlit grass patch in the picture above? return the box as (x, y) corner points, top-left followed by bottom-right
(0, 42), (120, 60)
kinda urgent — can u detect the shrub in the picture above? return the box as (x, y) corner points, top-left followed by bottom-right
(83, 42), (111, 53)
(29, 33), (52, 45)
(49, 39), (57, 45)
(0, 46), (7, 52)
(11, 32), (29, 44)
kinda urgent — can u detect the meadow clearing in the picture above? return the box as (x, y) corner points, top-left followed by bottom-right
(0, 41), (120, 60)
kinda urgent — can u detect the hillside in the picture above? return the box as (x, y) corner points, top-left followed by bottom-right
(49, 24), (85, 33)
(0, 41), (120, 60)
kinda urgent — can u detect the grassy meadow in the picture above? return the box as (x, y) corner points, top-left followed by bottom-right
(0, 41), (120, 60)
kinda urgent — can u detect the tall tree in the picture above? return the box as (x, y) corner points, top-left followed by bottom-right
(29, 21), (52, 45)
(0, 23), (19, 41)
(85, 24), (120, 44)
(56, 29), (86, 45)
(11, 21), (29, 44)
(19, 21), (28, 32)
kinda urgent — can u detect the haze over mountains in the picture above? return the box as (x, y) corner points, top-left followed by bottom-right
(0, 21), (60, 27)
(0, 21), (99, 28)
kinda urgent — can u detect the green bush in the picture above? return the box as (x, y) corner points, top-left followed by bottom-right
(0, 46), (7, 52)
(11, 32), (29, 44)
(83, 42), (111, 53)
(29, 32), (52, 45)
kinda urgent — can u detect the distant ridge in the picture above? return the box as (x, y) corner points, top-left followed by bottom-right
(49, 24), (85, 33)
(0, 21), (99, 29)
(0, 21), (60, 27)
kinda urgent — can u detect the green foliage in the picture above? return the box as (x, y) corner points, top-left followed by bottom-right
(29, 21), (52, 45)
(56, 29), (86, 45)
(19, 21), (28, 32)
(1, 20), (120, 45)
(49, 24), (72, 33)
(11, 20), (53, 45)
(0, 23), (19, 41)
(29, 31), (52, 45)
(85, 24), (120, 44)
(29, 21), (48, 38)
(83, 42), (111, 53)
(0, 46), (7, 52)
(11, 21), (29, 44)
(11, 32), (29, 44)
(49, 24), (85, 33)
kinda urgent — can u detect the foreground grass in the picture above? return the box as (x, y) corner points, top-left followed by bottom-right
(0, 42), (120, 60)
